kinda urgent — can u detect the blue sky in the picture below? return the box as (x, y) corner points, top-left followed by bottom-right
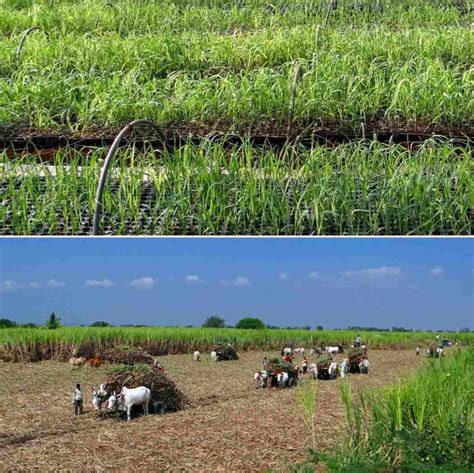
(0, 238), (472, 330)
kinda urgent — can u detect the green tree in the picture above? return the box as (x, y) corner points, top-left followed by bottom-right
(90, 321), (112, 327)
(0, 318), (17, 328)
(316, 325), (324, 331)
(202, 316), (226, 328)
(46, 312), (61, 329)
(236, 317), (265, 329)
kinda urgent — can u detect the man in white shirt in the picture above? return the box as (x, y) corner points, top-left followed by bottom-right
(72, 383), (83, 415)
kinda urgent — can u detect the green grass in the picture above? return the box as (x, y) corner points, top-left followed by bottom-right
(2, 1), (471, 38)
(0, 0), (472, 131)
(1, 325), (472, 362)
(301, 346), (474, 471)
(1, 0), (472, 236)
(1, 140), (472, 235)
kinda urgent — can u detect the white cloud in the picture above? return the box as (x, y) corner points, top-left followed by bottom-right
(342, 266), (402, 278)
(219, 276), (252, 288)
(27, 282), (41, 289)
(234, 276), (252, 287)
(85, 279), (115, 288)
(278, 272), (289, 281)
(429, 267), (444, 277)
(320, 266), (406, 289)
(0, 279), (66, 292)
(308, 272), (320, 280)
(129, 277), (155, 290)
(1, 281), (44, 291)
(0, 281), (23, 292)
(46, 278), (65, 288)
(185, 275), (203, 284)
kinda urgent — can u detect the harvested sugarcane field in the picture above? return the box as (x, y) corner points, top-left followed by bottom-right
(1, 0), (473, 235)
(1, 239), (473, 471)
(0, 348), (461, 470)
(1, 343), (473, 471)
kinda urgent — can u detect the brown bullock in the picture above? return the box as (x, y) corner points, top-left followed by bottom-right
(86, 358), (104, 368)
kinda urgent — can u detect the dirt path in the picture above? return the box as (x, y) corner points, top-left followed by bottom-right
(0, 350), (423, 471)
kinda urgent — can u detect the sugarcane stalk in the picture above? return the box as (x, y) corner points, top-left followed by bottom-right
(287, 62), (302, 139)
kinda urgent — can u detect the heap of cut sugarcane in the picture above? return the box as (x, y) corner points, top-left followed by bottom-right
(103, 364), (188, 413)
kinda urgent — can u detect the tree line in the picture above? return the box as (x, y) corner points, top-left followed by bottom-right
(0, 315), (471, 333)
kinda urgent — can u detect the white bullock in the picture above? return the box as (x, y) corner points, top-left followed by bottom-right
(339, 359), (349, 378)
(210, 351), (218, 362)
(359, 359), (369, 374)
(276, 372), (289, 388)
(328, 362), (339, 379)
(254, 371), (268, 389)
(107, 386), (151, 421)
(308, 363), (318, 379)
(91, 389), (105, 412)
(69, 356), (86, 369)
(193, 351), (201, 361)
(97, 383), (108, 396)
(326, 346), (343, 356)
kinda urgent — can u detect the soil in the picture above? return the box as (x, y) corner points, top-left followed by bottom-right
(0, 349), (424, 471)
(1, 118), (472, 163)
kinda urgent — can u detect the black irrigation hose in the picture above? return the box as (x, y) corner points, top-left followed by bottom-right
(92, 119), (164, 235)
(104, 2), (118, 13)
(316, 0), (336, 46)
(323, 0), (336, 28)
(16, 27), (41, 66)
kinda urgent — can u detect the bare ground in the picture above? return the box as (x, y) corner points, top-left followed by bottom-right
(1, 118), (472, 164)
(0, 350), (423, 472)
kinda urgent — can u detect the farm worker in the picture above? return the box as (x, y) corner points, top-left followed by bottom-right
(262, 357), (268, 370)
(435, 335), (440, 341)
(302, 357), (308, 374)
(284, 354), (293, 363)
(355, 335), (361, 348)
(416, 346), (420, 356)
(72, 383), (83, 415)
